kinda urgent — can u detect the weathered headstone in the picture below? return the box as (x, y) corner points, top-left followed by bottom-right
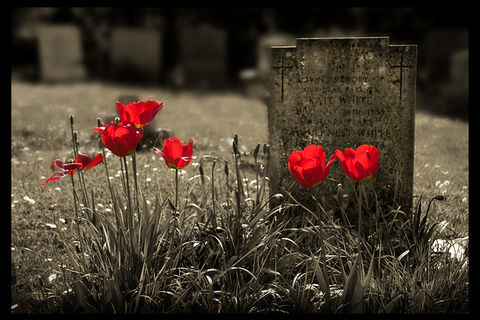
(178, 24), (228, 89)
(110, 27), (163, 83)
(268, 37), (417, 212)
(37, 24), (87, 82)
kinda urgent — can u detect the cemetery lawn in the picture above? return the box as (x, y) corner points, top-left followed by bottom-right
(11, 82), (468, 313)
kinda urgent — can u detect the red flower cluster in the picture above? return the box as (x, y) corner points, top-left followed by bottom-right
(94, 100), (164, 157)
(288, 144), (379, 188)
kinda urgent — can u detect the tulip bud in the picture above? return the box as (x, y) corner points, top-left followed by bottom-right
(97, 118), (102, 127)
(69, 115), (74, 126)
(434, 195), (446, 201)
(199, 163), (205, 185)
(265, 144), (271, 161)
(114, 117), (121, 125)
(232, 134), (239, 155)
(224, 162), (229, 177)
(253, 144), (260, 160)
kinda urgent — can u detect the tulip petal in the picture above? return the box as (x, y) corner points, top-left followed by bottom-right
(326, 153), (337, 168)
(50, 159), (65, 171)
(84, 153), (103, 171)
(42, 172), (65, 186)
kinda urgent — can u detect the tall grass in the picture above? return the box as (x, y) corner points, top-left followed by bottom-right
(35, 119), (468, 313)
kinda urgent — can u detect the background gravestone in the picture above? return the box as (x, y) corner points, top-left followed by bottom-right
(178, 23), (228, 89)
(110, 27), (163, 83)
(268, 37), (417, 212)
(37, 24), (87, 82)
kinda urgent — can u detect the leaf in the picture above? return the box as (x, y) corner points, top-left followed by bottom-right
(341, 255), (364, 312)
(72, 281), (96, 312)
(310, 252), (329, 299)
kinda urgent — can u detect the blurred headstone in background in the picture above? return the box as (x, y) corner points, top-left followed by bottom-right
(177, 23), (228, 90)
(238, 33), (296, 100)
(37, 24), (87, 82)
(257, 33), (296, 79)
(110, 27), (164, 84)
(420, 28), (468, 118)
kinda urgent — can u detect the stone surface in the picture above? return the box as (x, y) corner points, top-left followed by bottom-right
(37, 24), (87, 82)
(110, 27), (163, 83)
(268, 37), (417, 212)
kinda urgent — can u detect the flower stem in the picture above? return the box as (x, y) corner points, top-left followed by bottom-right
(123, 156), (133, 232)
(174, 168), (179, 242)
(131, 151), (140, 217)
(69, 174), (82, 248)
(356, 182), (363, 260)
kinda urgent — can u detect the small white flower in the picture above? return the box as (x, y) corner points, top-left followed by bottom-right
(55, 187), (61, 191)
(23, 196), (35, 204)
(48, 273), (57, 282)
(443, 180), (450, 186)
(435, 181), (441, 187)
(46, 223), (57, 229)
(434, 164), (440, 168)
(146, 177), (152, 182)
(152, 167), (158, 171)
(59, 218), (66, 224)
(105, 208), (112, 212)
(424, 163), (430, 168)
(462, 197), (467, 203)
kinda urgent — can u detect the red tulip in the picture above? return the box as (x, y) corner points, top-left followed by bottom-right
(42, 153), (103, 186)
(288, 145), (336, 189)
(94, 121), (143, 157)
(117, 100), (164, 128)
(333, 144), (379, 182)
(153, 137), (195, 169)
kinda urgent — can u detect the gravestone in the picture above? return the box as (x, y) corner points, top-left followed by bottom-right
(268, 37), (417, 212)
(178, 24), (228, 89)
(110, 27), (163, 83)
(37, 24), (87, 82)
